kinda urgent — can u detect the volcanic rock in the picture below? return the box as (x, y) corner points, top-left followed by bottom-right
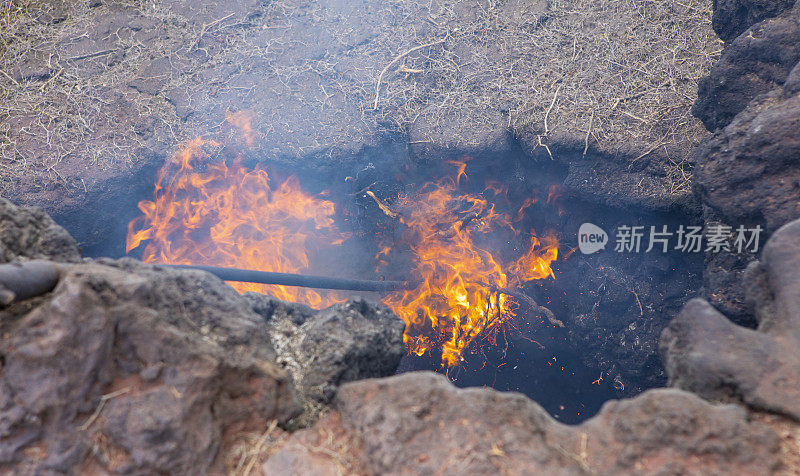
(263, 372), (783, 475)
(690, 3), (800, 321)
(700, 216), (758, 324)
(246, 293), (406, 428)
(661, 218), (800, 421)
(712, 0), (796, 43)
(0, 197), (80, 264)
(693, 4), (800, 131)
(0, 260), (300, 474)
(695, 89), (800, 234)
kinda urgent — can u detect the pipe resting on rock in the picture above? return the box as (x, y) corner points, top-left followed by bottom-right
(0, 260), (412, 306)
(0, 260), (64, 305)
(0, 262), (557, 329)
(156, 264), (413, 292)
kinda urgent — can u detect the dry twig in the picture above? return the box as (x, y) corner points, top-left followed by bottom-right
(543, 82), (562, 135)
(373, 39), (445, 110)
(79, 387), (130, 431)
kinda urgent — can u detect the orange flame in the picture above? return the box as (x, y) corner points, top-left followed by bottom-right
(126, 137), (345, 308)
(381, 169), (558, 366)
(128, 118), (557, 364)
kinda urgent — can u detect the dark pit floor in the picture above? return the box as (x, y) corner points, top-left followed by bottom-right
(396, 311), (620, 424)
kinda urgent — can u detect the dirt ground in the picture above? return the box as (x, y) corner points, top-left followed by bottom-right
(1, 0), (719, 246)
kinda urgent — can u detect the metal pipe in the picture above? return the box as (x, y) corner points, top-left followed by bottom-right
(0, 263), (556, 326)
(156, 264), (413, 292)
(0, 260), (63, 305)
(0, 260), (411, 307)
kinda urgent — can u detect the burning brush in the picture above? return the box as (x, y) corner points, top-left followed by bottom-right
(376, 166), (559, 366)
(119, 117), (560, 369)
(125, 136), (348, 309)
(2, 152), (559, 372)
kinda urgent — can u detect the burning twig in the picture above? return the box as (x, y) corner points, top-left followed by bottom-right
(432, 212), (480, 239)
(365, 190), (398, 218)
(457, 213), (481, 230)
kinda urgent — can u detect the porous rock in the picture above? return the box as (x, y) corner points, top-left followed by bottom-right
(693, 5), (800, 131)
(695, 90), (800, 233)
(0, 197), (80, 264)
(712, 0), (796, 43)
(264, 372), (782, 475)
(0, 260), (299, 474)
(246, 293), (406, 427)
(692, 4), (800, 316)
(661, 218), (800, 421)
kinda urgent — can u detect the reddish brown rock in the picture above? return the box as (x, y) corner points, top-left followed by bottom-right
(0, 261), (299, 474)
(264, 372), (783, 475)
(261, 412), (366, 476)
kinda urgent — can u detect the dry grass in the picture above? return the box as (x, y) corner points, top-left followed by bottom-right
(227, 420), (287, 476)
(320, 0), (717, 196)
(0, 0), (720, 202)
(0, 1), (179, 193)
(360, 0), (721, 153)
(0, 0), (270, 193)
(225, 414), (364, 476)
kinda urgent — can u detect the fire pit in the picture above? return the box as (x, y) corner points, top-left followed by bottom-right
(102, 116), (704, 423)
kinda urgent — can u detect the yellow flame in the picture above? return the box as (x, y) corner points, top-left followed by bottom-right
(126, 137), (345, 308)
(381, 168), (558, 366)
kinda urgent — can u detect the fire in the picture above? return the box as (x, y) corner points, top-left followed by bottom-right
(126, 136), (345, 308)
(127, 113), (557, 364)
(381, 170), (558, 366)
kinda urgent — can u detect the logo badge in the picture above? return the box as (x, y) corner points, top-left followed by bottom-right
(578, 223), (608, 254)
